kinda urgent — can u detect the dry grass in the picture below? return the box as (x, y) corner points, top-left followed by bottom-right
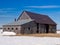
(16, 33), (60, 37)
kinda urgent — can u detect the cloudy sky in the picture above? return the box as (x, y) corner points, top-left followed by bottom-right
(0, 0), (60, 29)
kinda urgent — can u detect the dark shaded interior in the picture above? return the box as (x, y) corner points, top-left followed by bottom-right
(45, 24), (49, 33)
(36, 23), (39, 33)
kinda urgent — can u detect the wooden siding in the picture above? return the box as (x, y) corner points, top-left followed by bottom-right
(20, 21), (37, 34)
(3, 23), (56, 34)
(18, 12), (32, 20)
(3, 25), (21, 34)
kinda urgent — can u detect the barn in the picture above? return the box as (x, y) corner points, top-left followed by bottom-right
(3, 11), (57, 34)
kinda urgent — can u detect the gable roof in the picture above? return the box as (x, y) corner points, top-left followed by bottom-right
(18, 11), (56, 25)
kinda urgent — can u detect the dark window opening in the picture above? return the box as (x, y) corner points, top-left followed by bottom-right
(28, 27), (30, 30)
(12, 28), (14, 30)
(16, 28), (18, 30)
(8, 28), (10, 30)
(37, 23), (39, 30)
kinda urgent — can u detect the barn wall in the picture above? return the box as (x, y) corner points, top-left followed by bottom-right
(39, 24), (46, 33)
(20, 23), (56, 34)
(20, 21), (37, 34)
(18, 12), (31, 20)
(3, 25), (21, 34)
(39, 24), (56, 33)
(3, 23), (56, 34)
(49, 25), (56, 33)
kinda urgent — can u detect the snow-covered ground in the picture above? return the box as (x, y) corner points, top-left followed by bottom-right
(0, 29), (60, 45)
(0, 36), (60, 45)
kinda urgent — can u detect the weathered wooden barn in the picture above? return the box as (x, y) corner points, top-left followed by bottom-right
(3, 11), (57, 34)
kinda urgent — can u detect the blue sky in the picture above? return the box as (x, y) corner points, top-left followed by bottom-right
(0, 0), (60, 29)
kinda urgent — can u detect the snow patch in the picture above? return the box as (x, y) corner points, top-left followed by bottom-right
(57, 31), (60, 34)
(2, 31), (16, 35)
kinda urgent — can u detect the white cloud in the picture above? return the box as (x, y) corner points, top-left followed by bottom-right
(0, 15), (15, 18)
(26, 5), (60, 8)
(0, 8), (16, 11)
(0, 8), (18, 18)
(0, 8), (17, 13)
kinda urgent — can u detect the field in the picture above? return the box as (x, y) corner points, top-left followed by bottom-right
(15, 31), (60, 37)
(16, 33), (60, 37)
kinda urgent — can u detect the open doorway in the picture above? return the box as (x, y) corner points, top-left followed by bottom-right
(36, 30), (39, 33)
(36, 23), (39, 33)
(45, 24), (49, 33)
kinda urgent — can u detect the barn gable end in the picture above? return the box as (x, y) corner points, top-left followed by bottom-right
(17, 11), (32, 21)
